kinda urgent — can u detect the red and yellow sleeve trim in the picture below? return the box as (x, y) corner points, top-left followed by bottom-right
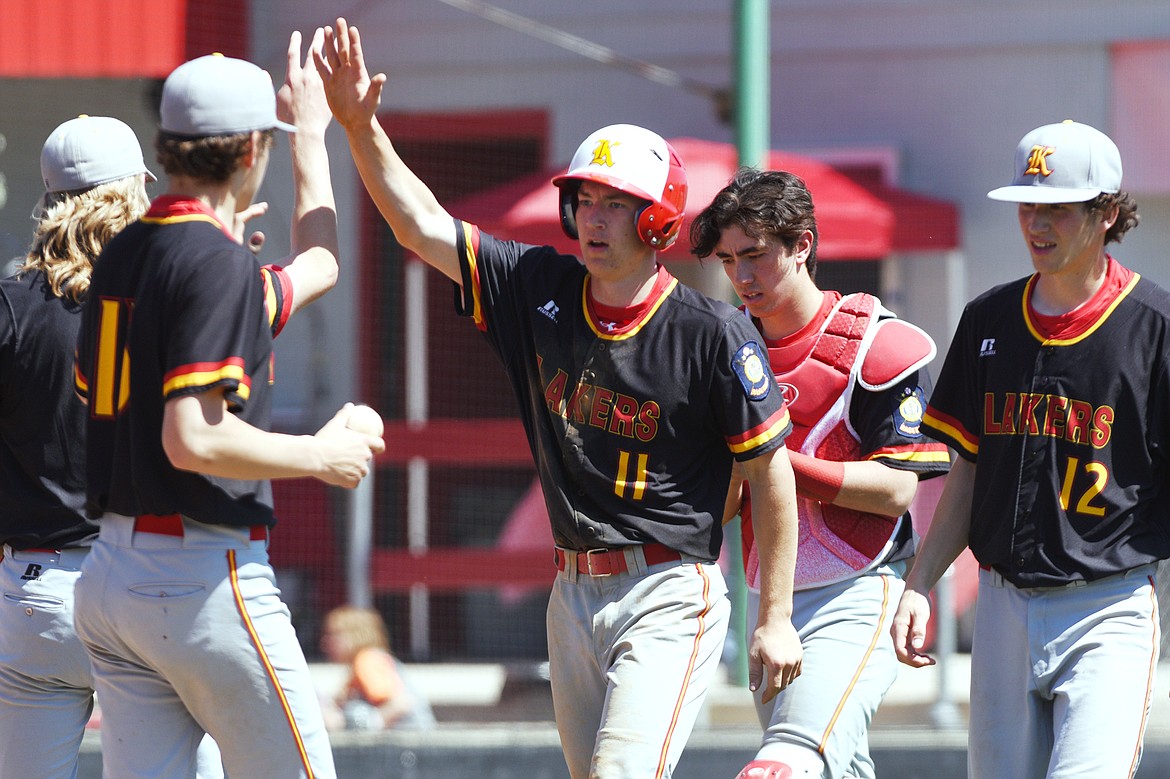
(261, 265), (293, 337)
(868, 443), (951, 465)
(460, 222), (487, 332)
(162, 357), (250, 400)
(728, 406), (792, 455)
(73, 358), (90, 401)
(922, 406), (977, 457)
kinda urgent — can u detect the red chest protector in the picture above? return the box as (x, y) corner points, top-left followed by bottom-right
(742, 293), (935, 590)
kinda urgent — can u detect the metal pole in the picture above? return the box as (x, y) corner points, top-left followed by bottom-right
(727, 0), (770, 687)
(347, 475), (374, 609)
(404, 258), (432, 658)
(735, 0), (769, 171)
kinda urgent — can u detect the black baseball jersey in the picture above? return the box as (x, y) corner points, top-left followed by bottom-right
(923, 259), (1170, 587)
(0, 270), (96, 549)
(75, 196), (292, 527)
(453, 221), (792, 560)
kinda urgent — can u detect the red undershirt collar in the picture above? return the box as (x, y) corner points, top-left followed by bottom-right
(587, 265), (673, 334)
(146, 195), (233, 239)
(1027, 256), (1134, 341)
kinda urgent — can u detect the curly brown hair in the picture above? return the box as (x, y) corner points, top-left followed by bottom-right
(1087, 191), (1140, 245)
(18, 176), (150, 302)
(155, 129), (275, 183)
(689, 167), (821, 280)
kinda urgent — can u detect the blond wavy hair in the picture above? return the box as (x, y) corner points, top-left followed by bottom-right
(18, 176), (149, 303)
(324, 605), (392, 654)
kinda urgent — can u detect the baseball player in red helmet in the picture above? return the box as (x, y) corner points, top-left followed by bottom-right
(0, 116), (223, 779)
(315, 17), (803, 778)
(72, 32), (383, 779)
(892, 120), (1163, 778)
(691, 169), (950, 778)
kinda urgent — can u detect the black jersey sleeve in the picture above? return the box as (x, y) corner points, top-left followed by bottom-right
(850, 368), (951, 477)
(160, 247), (267, 411)
(710, 313), (793, 461)
(921, 306), (982, 462)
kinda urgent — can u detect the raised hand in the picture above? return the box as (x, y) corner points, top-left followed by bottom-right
(312, 17), (387, 131)
(279, 28), (332, 139)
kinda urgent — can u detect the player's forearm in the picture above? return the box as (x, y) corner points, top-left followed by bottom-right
(286, 129), (340, 309)
(344, 117), (460, 281)
(833, 459), (919, 517)
(787, 450), (918, 517)
(161, 393), (364, 484)
(903, 456), (974, 595)
(721, 461), (746, 524)
(164, 406), (335, 481)
(743, 447), (799, 624)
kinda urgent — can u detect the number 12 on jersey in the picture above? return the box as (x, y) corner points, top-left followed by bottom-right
(1058, 456), (1108, 518)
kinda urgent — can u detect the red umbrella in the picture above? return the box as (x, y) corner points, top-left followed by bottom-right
(449, 137), (959, 261)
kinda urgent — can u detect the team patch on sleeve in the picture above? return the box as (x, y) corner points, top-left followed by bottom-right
(732, 341), (771, 400)
(893, 386), (927, 438)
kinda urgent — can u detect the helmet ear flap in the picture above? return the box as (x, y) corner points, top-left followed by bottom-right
(636, 203), (681, 249)
(559, 184), (580, 240)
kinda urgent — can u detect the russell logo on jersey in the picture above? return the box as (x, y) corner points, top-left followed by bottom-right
(537, 300), (560, 322)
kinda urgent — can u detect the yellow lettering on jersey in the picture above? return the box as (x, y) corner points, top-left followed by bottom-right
(631, 453), (648, 500)
(547, 372), (660, 442)
(1058, 457), (1078, 511)
(615, 450), (630, 498)
(1019, 393), (1045, 435)
(94, 298), (130, 418)
(1024, 145), (1055, 177)
(1077, 462), (1109, 516)
(1059, 456), (1110, 518)
(590, 139), (619, 167)
(614, 450), (650, 500)
(1042, 395), (1068, 438)
(984, 393), (1112, 449)
(543, 369), (569, 415)
(608, 393), (639, 437)
(590, 387), (614, 429)
(1065, 400), (1094, 444)
(1090, 405), (1113, 449)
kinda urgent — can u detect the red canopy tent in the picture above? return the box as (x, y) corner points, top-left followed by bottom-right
(450, 137), (960, 261)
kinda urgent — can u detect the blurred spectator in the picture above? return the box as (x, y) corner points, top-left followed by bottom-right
(319, 605), (436, 731)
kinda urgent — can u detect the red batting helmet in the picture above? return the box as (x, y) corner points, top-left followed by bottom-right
(552, 123), (688, 250)
(735, 759), (794, 779)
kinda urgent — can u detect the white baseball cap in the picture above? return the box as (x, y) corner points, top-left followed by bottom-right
(41, 115), (156, 193)
(987, 120), (1122, 203)
(161, 53), (296, 137)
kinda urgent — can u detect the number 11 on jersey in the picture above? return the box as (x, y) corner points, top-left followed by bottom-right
(615, 450), (649, 500)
